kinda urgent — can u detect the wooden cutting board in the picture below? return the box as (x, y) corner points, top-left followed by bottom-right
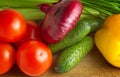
(1, 46), (120, 77)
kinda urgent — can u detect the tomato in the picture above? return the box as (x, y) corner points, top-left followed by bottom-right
(13, 21), (41, 48)
(0, 9), (26, 42)
(0, 42), (16, 74)
(16, 41), (52, 76)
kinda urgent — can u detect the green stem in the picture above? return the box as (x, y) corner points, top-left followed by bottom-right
(83, 6), (108, 19)
(16, 8), (45, 20)
(83, 1), (120, 13)
(0, 8), (45, 20)
(81, 1), (113, 16)
(0, 0), (59, 8)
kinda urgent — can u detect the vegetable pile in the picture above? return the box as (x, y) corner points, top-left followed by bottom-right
(0, 9), (52, 76)
(1, 0), (120, 76)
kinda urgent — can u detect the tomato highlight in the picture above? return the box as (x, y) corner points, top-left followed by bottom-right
(0, 9), (26, 42)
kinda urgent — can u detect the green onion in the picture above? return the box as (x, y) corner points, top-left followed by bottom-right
(1, 0), (120, 21)
(16, 8), (45, 20)
(81, 1), (112, 16)
(0, 8), (45, 20)
(0, 0), (59, 8)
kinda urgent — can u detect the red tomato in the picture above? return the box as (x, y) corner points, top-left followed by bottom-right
(0, 9), (26, 42)
(0, 42), (16, 74)
(16, 41), (52, 76)
(13, 21), (41, 48)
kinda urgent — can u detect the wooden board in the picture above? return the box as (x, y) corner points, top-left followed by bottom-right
(1, 46), (120, 77)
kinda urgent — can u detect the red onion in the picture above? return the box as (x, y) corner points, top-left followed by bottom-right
(39, 0), (82, 43)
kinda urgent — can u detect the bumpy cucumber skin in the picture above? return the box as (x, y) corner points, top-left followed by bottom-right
(49, 21), (91, 54)
(55, 36), (94, 73)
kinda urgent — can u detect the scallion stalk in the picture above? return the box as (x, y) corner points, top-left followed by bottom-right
(0, 0), (59, 8)
(0, 8), (45, 20)
(16, 8), (45, 20)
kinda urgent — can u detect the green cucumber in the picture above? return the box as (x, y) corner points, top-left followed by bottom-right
(55, 36), (94, 73)
(49, 19), (91, 54)
(81, 17), (104, 33)
(49, 16), (103, 54)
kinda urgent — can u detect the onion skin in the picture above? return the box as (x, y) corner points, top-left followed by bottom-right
(39, 0), (82, 43)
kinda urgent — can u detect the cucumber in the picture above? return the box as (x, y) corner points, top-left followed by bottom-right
(49, 16), (103, 54)
(55, 36), (94, 73)
(81, 17), (104, 33)
(49, 20), (91, 54)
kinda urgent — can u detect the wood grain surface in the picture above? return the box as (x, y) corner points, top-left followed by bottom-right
(1, 46), (120, 77)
